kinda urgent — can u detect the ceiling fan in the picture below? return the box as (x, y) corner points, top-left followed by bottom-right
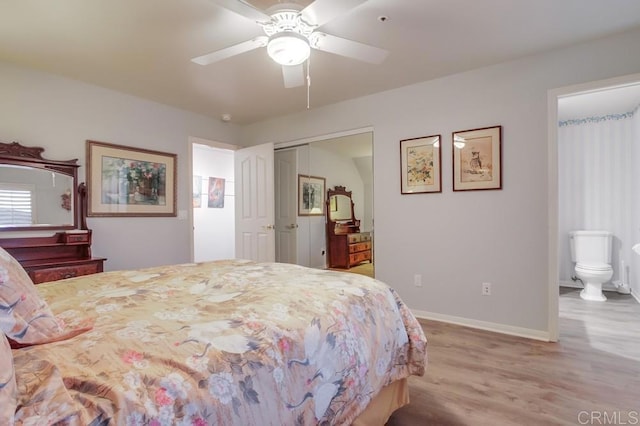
(191, 0), (389, 88)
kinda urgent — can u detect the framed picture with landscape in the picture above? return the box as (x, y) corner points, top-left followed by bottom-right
(452, 125), (502, 191)
(400, 134), (442, 194)
(298, 174), (325, 216)
(86, 140), (177, 217)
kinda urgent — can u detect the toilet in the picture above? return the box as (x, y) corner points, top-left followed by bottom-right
(569, 230), (613, 301)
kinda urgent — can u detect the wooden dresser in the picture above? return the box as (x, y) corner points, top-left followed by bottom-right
(0, 141), (106, 284)
(328, 230), (372, 269)
(1, 230), (105, 284)
(326, 186), (372, 269)
(347, 232), (372, 267)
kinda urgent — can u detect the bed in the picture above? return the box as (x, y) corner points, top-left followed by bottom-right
(1, 256), (427, 425)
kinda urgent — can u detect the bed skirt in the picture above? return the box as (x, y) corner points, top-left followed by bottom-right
(352, 378), (409, 425)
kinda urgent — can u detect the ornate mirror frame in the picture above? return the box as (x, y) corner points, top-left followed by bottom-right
(0, 141), (79, 231)
(326, 185), (359, 234)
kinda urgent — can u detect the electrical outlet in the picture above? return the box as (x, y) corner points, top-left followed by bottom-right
(414, 274), (422, 287)
(482, 282), (491, 296)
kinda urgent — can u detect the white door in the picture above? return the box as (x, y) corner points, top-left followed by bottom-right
(275, 149), (298, 264)
(234, 143), (275, 262)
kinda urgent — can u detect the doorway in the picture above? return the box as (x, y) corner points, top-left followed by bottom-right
(548, 73), (640, 341)
(190, 138), (275, 263)
(190, 129), (373, 270)
(191, 141), (236, 262)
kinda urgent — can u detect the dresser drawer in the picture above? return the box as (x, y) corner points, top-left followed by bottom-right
(349, 250), (371, 265)
(349, 242), (371, 254)
(30, 262), (103, 284)
(62, 232), (91, 244)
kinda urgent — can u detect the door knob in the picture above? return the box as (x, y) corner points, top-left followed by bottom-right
(286, 224), (299, 229)
(262, 224), (275, 230)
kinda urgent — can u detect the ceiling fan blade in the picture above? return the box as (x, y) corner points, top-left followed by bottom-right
(301, 0), (368, 27)
(209, 0), (271, 23)
(191, 36), (268, 65)
(311, 32), (388, 64)
(282, 64), (305, 88)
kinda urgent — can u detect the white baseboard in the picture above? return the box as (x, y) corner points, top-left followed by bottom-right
(411, 309), (551, 342)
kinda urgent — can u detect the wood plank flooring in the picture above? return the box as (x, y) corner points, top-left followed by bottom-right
(387, 288), (640, 425)
(329, 262), (374, 278)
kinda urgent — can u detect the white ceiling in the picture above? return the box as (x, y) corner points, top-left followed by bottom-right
(1, 0), (640, 125)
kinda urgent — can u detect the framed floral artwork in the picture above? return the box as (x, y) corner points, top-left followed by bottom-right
(86, 140), (177, 216)
(400, 134), (442, 194)
(452, 125), (502, 191)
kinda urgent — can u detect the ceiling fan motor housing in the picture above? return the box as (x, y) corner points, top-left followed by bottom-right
(264, 10), (314, 66)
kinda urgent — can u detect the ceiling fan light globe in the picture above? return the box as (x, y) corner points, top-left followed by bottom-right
(267, 32), (310, 66)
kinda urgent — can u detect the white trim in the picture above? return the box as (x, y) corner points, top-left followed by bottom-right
(547, 89), (560, 342)
(412, 309), (550, 342)
(274, 126), (374, 149)
(548, 72), (640, 343)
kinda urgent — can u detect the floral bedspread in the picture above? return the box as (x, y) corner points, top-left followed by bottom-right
(12, 260), (427, 425)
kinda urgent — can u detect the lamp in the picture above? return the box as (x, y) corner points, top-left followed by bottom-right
(267, 32), (310, 66)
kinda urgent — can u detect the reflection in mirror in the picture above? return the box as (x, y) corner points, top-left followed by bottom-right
(329, 194), (353, 221)
(0, 141), (78, 231)
(0, 165), (75, 228)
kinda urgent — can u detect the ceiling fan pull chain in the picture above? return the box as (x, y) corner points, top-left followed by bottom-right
(306, 57), (311, 109)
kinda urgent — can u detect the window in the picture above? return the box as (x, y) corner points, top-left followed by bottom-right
(0, 184), (35, 226)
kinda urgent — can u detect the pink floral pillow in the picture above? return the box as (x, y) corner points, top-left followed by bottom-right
(0, 246), (63, 344)
(0, 332), (16, 424)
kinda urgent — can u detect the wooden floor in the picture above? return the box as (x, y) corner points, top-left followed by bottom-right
(329, 262), (374, 278)
(387, 288), (640, 425)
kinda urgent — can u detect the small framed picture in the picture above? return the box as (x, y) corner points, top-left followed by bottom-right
(400, 134), (442, 194)
(452, 125), (502, 191)
(298, 174), (325, 216)
(208, 177), (225, 208)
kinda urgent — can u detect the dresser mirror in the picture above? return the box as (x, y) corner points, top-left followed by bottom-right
(328, 193), (354, 221)
(327, 186), (356, 225)
(0, 141), (79, 231)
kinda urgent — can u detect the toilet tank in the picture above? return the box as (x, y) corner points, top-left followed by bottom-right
(569, 230), (612, 264)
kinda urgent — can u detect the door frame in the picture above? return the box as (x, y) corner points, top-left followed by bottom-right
(547, 72), (640, 342)
(274, 126), (374, 149)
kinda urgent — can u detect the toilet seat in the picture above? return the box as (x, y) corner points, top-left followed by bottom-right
(575, 263), (612, 272)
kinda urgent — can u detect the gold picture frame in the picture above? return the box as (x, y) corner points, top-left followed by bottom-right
(86, 140), (177, 217)
(400, 134), (442, 194)
(452, 126), (502, 191)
